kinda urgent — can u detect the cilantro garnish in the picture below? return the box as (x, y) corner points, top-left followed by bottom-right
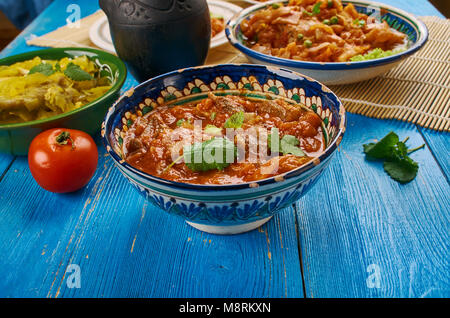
(280, 135), (306, 157)
(312, 1), (322, 14)
(350, 48), (404, 62)
(224, 111), (244, 129)
(64, 63), (93, 81)
(363, 131), (399, 159)
(353, 19), (365, 27)
(269, 128), (305, 157)
(363, 131), (425, 184)
(304, 1), (322, 16)
(271, 3), (281, 9)
(183, 137), (237, 172)
(176, 118), (193, 127)
(28, 63), (55, 76)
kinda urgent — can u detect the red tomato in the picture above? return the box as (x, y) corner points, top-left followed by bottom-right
(28, 128), (98, 193)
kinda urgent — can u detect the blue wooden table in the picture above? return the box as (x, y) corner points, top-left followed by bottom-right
(0, 0), (448, 298)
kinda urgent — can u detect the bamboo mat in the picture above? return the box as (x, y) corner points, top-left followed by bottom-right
(26, 11), (449, 131)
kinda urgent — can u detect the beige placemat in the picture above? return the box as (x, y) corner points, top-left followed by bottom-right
(26, 11), (449, 131)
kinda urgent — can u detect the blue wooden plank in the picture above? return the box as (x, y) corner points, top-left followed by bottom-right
(419, 129), (449, 180)
(0, 154), (14, 179)
(0, 135), (304, 297)
(0, 0), (447, 299)
(296, 115), (450, 298)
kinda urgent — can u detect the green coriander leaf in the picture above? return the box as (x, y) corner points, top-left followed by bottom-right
(176, 119), (185, 127)
(363, 131), (399, 159)
(271, 3), (281, 9)
(350, 48), (405, 62)
(390, 141), (408, 160)
(224, 111), (244, 129)
(281, 135), (299, 147)
(183, 137), (236, 172)
(383, 157), (419, 184)
(312, 1), (322, 15)
(64, 63), (93, 81)
(280, 135), (305, 157)
(363, 131), (424, 184)
(28, 63), (55, 76)
(268, 130), (305, 157)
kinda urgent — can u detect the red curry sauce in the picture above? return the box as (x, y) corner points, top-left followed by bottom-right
(123, 93), (324, 185)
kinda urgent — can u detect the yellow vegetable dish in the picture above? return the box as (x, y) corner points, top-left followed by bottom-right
(0, 55), (112, 124)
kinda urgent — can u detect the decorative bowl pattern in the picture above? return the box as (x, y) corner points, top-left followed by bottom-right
(0, 47), (127, 155)
(225, 0), (428, 85)
(102, 64), (346, 234)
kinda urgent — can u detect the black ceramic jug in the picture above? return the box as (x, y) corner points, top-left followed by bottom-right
(99, 0), (211, 82)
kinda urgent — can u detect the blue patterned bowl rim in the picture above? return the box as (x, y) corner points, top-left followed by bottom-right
(102, 63), (345, 191)
(225, 0), (429, 70)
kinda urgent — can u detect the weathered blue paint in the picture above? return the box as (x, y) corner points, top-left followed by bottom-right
(0, 0), (448, 298)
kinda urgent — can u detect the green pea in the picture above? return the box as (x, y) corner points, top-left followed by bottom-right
(304, 40), (313, 48)
(297, 33), (304, 40)
(271, 3), (280, 9)
(330, 16), (339, 24)
(323, 19), (330, 25)
(327, 0), (333, 8)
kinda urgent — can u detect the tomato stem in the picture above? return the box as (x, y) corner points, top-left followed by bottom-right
(56, 131), (75, 149)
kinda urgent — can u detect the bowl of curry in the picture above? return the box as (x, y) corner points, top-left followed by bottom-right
(103, 64), (345, 234)
(226, 0), (428, 85)
(0, 47), (126, 155)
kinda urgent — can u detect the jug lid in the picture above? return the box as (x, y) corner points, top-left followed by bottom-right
(100, 0), (207, 25)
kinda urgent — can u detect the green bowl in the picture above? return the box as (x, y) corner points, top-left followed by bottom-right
(0, 47), (127, 155)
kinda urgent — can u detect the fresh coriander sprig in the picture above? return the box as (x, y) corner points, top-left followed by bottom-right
(269, 128), (306, 157)
(64, 63), (93, 81)
(223, 111), (244, 129)
(304, 1), (322, 16)
(183, 137), (237, 172)
(28, 63), (55, 76)
(363, 131), (425, 184)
